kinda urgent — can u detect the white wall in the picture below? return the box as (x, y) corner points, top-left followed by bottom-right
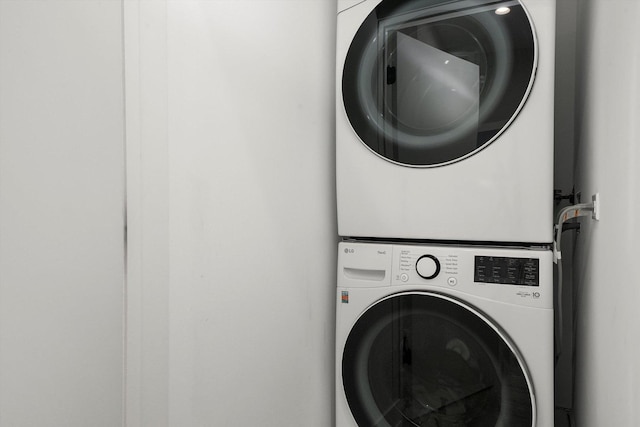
(125, 1), (337, 425)
(0, 1), (125, 426)
(573, 0), (640, 425)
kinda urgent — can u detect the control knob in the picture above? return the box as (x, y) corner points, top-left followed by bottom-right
(416, 255), (440, 280)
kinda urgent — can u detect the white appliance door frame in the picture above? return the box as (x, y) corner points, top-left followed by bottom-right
(341, 292), (535, 426)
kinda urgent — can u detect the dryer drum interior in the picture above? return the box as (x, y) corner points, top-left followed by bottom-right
(342, 292), (534, 426)
(342, 0), (536, 166)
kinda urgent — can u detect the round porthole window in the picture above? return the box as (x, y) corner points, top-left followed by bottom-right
(342, 292), (534, 426)
(342, 0), (537, 166)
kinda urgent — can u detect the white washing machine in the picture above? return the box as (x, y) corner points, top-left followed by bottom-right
(336, 0), (556, 243)
(336, 241), (554, 426)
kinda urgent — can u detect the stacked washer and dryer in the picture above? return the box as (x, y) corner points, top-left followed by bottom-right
(335, 0), (556, 426)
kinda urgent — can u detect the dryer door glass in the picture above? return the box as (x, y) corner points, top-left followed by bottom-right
(342, 0), (536, 166)
(342, 292), (533, 426)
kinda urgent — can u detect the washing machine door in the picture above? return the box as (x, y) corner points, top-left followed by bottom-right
(342, 0), (536, 166)
(342, 292), (534, 426)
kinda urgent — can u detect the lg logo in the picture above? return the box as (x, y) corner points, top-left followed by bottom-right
(344, 248), (355, 254)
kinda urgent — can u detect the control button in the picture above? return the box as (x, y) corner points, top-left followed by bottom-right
(416, 255), (440, 280)
(447, 277), (458, 286)
(400, 273), (409, 282)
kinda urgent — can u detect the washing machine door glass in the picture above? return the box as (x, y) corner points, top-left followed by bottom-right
(342, 292), (533, 426)
(342, 0), (536, 166)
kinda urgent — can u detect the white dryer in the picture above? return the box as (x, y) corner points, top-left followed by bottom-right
(336, 0), (556, 243)
(336, 241), (554, 426)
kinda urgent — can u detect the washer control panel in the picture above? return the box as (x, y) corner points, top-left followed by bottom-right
(396, 248), (459, 281)
(338, 241), (552, 308)
(474, 256), (540, 286)
(388, 243), (552, 308)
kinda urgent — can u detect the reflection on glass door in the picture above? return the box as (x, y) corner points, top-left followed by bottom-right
(383, 31), (480, 161)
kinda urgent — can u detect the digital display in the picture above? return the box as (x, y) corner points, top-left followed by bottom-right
(474, 256), (539, 286)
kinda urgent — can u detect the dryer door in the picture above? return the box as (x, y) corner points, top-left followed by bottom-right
(342, 292), (534, 426)
(342, 0), (536, 166)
